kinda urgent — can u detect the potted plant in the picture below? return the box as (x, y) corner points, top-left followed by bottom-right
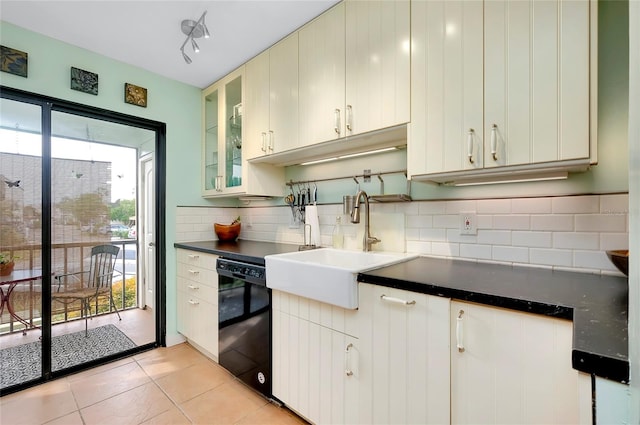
(0, 252), (16, 276)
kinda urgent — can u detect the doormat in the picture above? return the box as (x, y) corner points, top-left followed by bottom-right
(0, 324), (136, 389)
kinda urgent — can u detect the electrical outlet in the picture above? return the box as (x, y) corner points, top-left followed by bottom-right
(460, 212), (477, 235)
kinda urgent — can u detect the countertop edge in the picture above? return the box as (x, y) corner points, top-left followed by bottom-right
(174, 240), (300, 266)
(174, 242), (262, 265)
(356, 274), (574, 319)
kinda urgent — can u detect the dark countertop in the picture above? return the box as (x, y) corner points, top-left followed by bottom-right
(358, 256), (629, 383)
(174, 239), (300, 266)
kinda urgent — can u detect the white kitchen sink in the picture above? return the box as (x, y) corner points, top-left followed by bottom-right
(265, 248), (416, 309)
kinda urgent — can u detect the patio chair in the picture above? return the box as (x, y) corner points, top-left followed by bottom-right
(52, 244), (122, 336)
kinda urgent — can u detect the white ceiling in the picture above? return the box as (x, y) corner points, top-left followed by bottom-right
(0, 0), (339, 89)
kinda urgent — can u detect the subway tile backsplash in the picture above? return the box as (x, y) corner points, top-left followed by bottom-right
(176, 194), (629, 276)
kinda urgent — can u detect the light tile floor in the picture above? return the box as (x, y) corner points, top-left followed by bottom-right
(0, 343), (307, 425)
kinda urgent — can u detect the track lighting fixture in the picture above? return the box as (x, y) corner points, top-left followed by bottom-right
(181, 49), (192, 64)
(180, 11), (210, 64)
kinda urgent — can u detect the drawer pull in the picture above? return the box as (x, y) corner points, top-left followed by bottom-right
(268, 130), (274, 151)
(467, 128), (475, 164)
(188, 299), (200, 306)
(187, 284), (199, 290)
(490, 124), (498, 161)
(188, 269), (200, 275)
(380, 294), (416, 306)
(345, 343), (355, 377)
(456, 309), (465, 353)
(187, 254), (200, 259)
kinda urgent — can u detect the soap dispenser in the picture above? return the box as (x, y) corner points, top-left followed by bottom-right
(332, 216), (344, 249)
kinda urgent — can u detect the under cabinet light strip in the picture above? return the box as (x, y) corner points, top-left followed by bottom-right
(448, 172), (568, 186)
(299, 147), (398, 166)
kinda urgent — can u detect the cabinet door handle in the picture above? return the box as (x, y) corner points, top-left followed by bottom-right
(380, 294), (416, 306)
(467, 128), (475, 164)
(490, 124), (498, 161)
(334, 108), (341, 135)
(188, 269), (200, 275)
(261, 132), (267, 152)
(456, 309), (465, 353)
(268, 130), (274, 151)
(188, 299), (200, 305)
(187, 254), (200, 260)
(216, 176), (223, 192)
(346, 104), (353, 132)
(187, 284), (199, 290)
(345, 343), (355, 377)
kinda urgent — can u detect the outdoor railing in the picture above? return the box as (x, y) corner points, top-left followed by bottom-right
(0, 239), (138, 335)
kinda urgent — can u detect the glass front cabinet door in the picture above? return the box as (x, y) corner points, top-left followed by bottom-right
(202, 67), (244, 196)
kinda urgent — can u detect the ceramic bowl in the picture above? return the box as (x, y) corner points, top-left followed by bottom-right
(606, 250), (629, 276)
(214, 222), (241, 242)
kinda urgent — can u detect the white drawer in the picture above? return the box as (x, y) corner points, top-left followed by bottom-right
(177, 249), (218, 270)
(176, 262), (218, 288)
(178, 276), (217, 305)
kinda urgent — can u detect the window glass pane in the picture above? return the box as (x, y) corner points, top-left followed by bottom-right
(0, 97), (43, 389)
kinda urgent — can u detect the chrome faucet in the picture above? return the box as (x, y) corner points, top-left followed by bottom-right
(351, 190), (381, 252)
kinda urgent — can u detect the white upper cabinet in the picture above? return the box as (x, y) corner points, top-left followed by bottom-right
(409, 0), (595, 183)
(409, 0), (484, 175)
(298, 0), (410, 147)
(299, 2), (346, 147)
(202, 67), (283, 198)
(245, 33), (299, 158)
(245, 51), (270, 160)
(345, 0), (410, 136)
(483, 0), (591, 168)
(270, 33), (300, 154)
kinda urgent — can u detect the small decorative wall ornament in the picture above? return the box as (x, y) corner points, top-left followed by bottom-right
(0, 45), (28, 78)
(124, 83), (148, 107)
(70, 67), (98, 95)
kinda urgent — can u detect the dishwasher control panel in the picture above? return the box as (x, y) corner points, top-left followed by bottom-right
(216, 258), (266, 285)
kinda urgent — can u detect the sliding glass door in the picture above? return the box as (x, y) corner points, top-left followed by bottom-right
(0, 97), (43, 389)
(49, 111), (155, 373)
(0, 88), (163, 393)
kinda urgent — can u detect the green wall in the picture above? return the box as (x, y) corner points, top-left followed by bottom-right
(0, 21), (207, 342)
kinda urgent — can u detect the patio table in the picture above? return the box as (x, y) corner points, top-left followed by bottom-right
(0, 270), (44, 334)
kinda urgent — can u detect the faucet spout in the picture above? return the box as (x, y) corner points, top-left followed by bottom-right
(350, 190), (381, 252)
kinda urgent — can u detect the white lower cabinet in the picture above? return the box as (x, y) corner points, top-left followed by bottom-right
(176, 249), (219, 360)
(357, 283), (451, 424)
(272, 290), (359, 424)
(272, 285), (594, 424)
(450, 301), (592, 424)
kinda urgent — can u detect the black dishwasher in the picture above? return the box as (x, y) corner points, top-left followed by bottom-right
(216, 257), (271, 398)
